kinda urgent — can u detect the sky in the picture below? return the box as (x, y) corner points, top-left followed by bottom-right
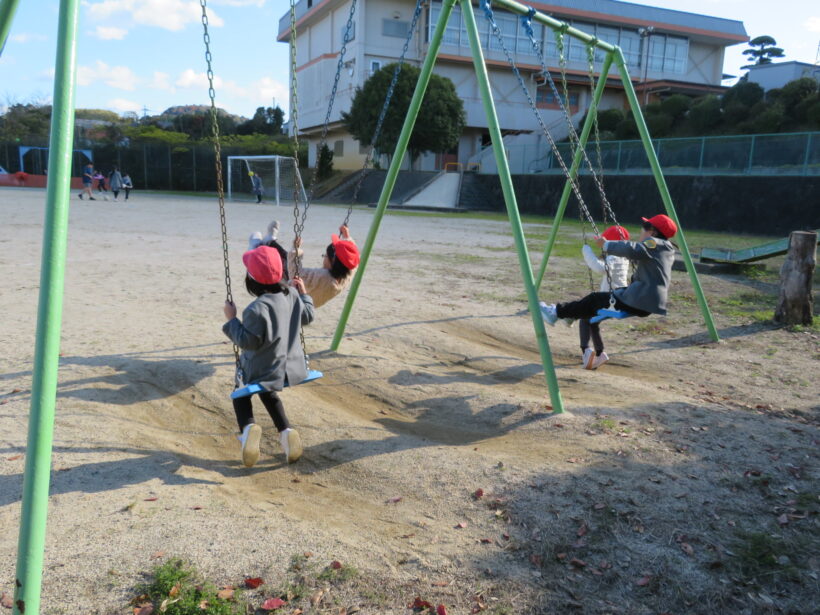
(0, 0), (818, 121)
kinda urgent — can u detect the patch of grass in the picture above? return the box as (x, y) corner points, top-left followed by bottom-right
(134, 559), (245, 615)
(732, 532), (798, 582)
(425, 253), (489, 265)
(628, 320), (676, 335)
(592, 418), (617, 432)
(317, 561), (359, 583)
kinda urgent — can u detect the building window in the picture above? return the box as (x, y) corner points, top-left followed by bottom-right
(370, 60), (381, 75)
(333, 140), (344, 157)
(644, 34), (688, 74)
(619, 30), (641, 67)
(536, 88), (579, 109)
(383, 18), (409, 38)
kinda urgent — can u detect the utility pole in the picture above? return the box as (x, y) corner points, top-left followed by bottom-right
(638, 26), (655, 106)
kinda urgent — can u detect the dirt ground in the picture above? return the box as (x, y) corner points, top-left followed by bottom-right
(0, 188), (817, 614)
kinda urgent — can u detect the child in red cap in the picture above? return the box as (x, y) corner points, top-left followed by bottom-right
(288, 224), (360, 308)
(540, 214), (678, 369)
(578, 225), (630, 369)
(222, 246), (315, 467)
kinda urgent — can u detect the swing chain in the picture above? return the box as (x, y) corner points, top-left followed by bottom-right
(348, 0), (424, 218)
(200, 0), (241, 378)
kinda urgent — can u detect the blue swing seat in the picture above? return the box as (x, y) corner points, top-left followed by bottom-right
(589, 308), (633, 325)
(230, 369), (323, 399)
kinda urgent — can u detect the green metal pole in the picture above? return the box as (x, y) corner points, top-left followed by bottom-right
(13, 0), (80, 612)
(330, 0), (459, 350)
(612, 48), (720, 342)
(535, 50), (614, 289)
(461, 0), (563, 413)
(0, 0), (23, 56)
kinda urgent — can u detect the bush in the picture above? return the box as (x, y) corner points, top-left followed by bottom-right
(614, 118), (638, 139)
(597, 108), (624, 132)
(722, 81), (764, 109)
(778, 77), (819, 114)
(750, 106), (784, 133)
(660, 94), (692, 120)
(645, 112), (674, 137)
(686, 95), (722, 133)
(317, 143), (333, 180)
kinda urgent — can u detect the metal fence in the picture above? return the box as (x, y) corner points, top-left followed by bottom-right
(0, 141), (306, 192)
(498, 131), (820, 176)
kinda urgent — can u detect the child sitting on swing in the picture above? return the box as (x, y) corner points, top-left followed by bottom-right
(249, 221), (360, 308)
(222, 245), (315, 467)
(539, 214), (677, 369)
(578, 225), (631, 370)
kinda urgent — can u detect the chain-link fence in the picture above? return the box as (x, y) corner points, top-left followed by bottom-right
(0, 141), (307, 192)
(481, 131), (820, 176)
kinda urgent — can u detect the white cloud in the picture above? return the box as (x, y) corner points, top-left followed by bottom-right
(211, 0), (264, 7)
(149, 71), (173, 91)
(94, 26), (128, 40)
(806, 16), (820, 33)
(175, 68), (223, 90)
(87, 0), (223, 31)
(108, 98), (142, 113)
(10, 33), (48, 43)
(77, 60), (139, 90)
(248, 77), (288, 107)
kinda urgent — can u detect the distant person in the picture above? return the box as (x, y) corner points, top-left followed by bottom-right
(79, 162), (95, 200)
(94, 171), (109, 201)
(109, 167), (124, 202)
(250, 171), (263, 204)
(222, 246), (314, 467)
(121, 173), (133, 201)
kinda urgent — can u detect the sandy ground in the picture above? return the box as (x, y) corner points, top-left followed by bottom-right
(0, 188), (817, 614)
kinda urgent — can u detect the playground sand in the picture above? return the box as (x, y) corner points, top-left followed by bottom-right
(0, 188), (818, 614)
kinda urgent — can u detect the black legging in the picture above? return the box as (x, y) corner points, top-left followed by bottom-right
(557, 292), (650, 355)
(232, 390), (290, 432)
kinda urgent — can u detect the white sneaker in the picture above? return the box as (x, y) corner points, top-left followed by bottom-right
(582, 348), (596, 370)
(539, 301), (558, 326)
(248, 231), (263, 250)
(264, 220), (280, 243)
(279, 428), (302, 464)
(592, 352), (610, 370)
(238, 423), (262, 467)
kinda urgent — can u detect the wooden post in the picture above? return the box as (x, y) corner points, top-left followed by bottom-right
(774, 231), (817, 326)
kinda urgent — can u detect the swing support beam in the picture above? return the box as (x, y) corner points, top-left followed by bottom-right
(9, 0), (82, 612)
(332, 0), (565, 412)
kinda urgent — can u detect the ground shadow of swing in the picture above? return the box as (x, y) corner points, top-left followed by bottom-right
(297, 393), (553, 473)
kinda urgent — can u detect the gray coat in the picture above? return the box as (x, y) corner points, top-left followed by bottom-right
(222, 291), (315, 391)
(605, 237), (675, 315)
(109, 170), (123, 190)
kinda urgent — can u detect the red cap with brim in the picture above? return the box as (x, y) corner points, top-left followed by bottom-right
(331, 234), (360, 269)
(601, 225), (629, 241)
(243, 246), (283, 285)
(642, 214), (677, 239)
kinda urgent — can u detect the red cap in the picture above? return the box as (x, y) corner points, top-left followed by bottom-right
(331, 235), (360, 269)
(242, 246), (283, 285)
(601, 225), (629, 241)
(641, 214), (677, 239)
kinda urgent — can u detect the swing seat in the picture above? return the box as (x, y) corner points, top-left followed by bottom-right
(590, 309), (633, 325)
(230, 370), (323, 399)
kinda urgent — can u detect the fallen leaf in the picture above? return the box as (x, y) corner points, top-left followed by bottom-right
(151, 551), (165, 559)
(143, 497), (158, 502)
(330, 560), (342, 569)
(577, 523), (588, 537)
(260, 597), (286, 610)
(400, 533), (416, 539)
(191, 506), (203, 510)
(1, 593), (14, 609)
(777, 514), (789, 526)
(410, 597), (433, 609)
(431, 581), (449, 587)
(437, 605), (448, 615)
(133, 606), (153, 615)
(309, 589), (324, 606)
(245, 577), (265, 589)
(291, 610), (303, 615)
(479, 538), (492, 544)
(455, 522), (467, 529)
(11, 388), (21, 393)
(198, 600), (209, 609)
(169, 583), (181, 598)
(593, 503), (606, 510)
(216, 588), (234, 600)
(5, 455), (22, 461)
(569, 558), (587, 568)
(473, 488), (484, 500)
(636, 575), (652, 586)
(530, 554), (543, 566)
(680, 543), (694, 556)
(386, 496), (403, 504)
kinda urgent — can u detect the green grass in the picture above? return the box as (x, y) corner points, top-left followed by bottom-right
(732, 532), (799, 583)
(134, 559), (245, 615)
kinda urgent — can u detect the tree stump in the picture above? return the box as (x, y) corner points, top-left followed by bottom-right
(774, 231), (816, 326)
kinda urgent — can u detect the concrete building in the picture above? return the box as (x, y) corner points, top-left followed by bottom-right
(745, 61), (820, 92)
(278, 0), (747, 171)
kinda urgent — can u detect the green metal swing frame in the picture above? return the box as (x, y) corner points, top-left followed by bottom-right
(4, 0), (720, 611)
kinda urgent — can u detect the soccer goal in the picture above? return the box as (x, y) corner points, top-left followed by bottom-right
(227, 155), (307, 205)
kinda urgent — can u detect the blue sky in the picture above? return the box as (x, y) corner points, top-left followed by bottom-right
(0, 0), (818, 121)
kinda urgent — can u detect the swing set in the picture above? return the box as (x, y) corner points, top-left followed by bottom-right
(6, 0), (720, 611)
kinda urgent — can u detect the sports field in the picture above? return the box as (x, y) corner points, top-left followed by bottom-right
(1, 188), (817, 614)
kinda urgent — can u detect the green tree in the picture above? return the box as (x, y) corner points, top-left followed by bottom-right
(122, 125), (190, 146)
(742, 35), (785, 65)
(0, 103), (51, 141)
(721, 81), (764, 109)
(75, 108), (121, 122)
(342, 63), (465, 164)
(237, 106), (285, 136)
(316, 143), (333, 180)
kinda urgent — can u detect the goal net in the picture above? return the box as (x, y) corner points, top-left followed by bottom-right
(227, 155), (307, 205)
